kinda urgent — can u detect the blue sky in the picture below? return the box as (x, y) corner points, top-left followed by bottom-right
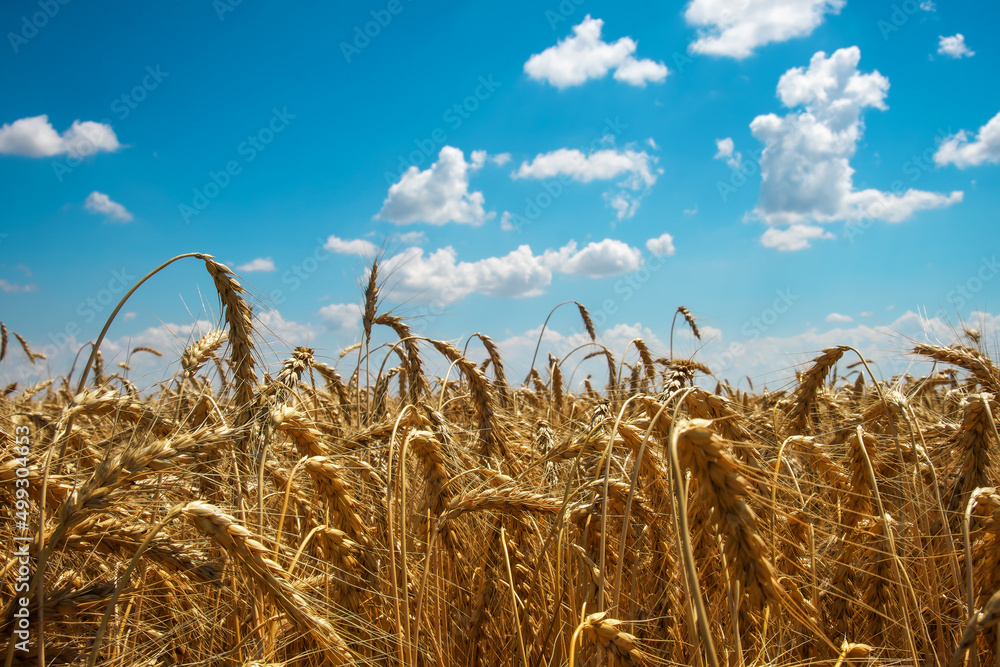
(1, 0), (998, 388)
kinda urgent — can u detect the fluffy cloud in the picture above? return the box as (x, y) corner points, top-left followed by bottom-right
(934, 111), (1000, 168)
(324, 235), (377, 255)
(515, 144), (659, 220)
(685, 0), (845, 59)
(0, 115), (122, 158)
(560, 239), (642, 277)
(381, 244), (571, 302)
(524, 15), (668, 88)
(749, 47), (962, 244)
(645, 233), (676, 257)
(323, 236), (646, 304)
(515, 146), (657, 187)
(825, 312), (853, 323)
(376, 146), (492, 225)
(714, 137), (742, 170)
(318, 303), (361, 334)
(761, 224), (835, 251)
(84, 191), (133, 223)
(235, 257), (276, 272)
(937, 34), (974, 59)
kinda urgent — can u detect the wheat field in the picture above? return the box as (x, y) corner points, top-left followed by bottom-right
(1, 254), (998, 667)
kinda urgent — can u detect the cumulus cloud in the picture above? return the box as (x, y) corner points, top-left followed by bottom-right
(515, 146), (657, 187)
(560, 239), (642, 277)
(825, 312), (853, 323)
(381, 244), (571, 302)
(934, 111), (1000, 168)
(515, 144), (659, 220)
(376, 146), (492, 225)
(749, 47), (962, 245)
(760, 224), (834, 251)
(0, 115), (122, 158)
(84, 191), (133, 222)
(714, 137), (742, 170)
(324, 235), (377, 255)
(322, 236), (647, 305)
(686, 0), (845, 59)
(937, 34), (974, 59)
(645, 233), (676, 257)
(235, 257), (276, 272)
(318, 303), (361, 334)
(524, 15), (668, 88)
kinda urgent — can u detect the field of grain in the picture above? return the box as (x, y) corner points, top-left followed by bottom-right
(1, 254), (998, 667)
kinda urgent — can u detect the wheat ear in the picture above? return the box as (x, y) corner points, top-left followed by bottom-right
(181, 501), (353, 664)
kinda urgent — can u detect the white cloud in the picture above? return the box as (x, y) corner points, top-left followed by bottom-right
(235, 257), (276, 272)
(524, 15), (668, 88)
(560, 239), (642, 277)
(0, 279), (37, 293)
(0, 115), (122, 158)
(920, 1), (936, 10)
(515, 144), (660, 221)
(749, 47), (962, 244)
(84, 191), (133, 223)
(376, 146), (492, 225)
(500, 211), (517, 232)
(934, 111), (1000, 168)
(469, 150), (511, 170)
(937, 34), (974, 59)
(324, 235), (377, 255)
(700, 310), (1000, 387)
(318, 303), (361, 334)
(645, 233), (676, 257)
(382, 244), (570, 302)
(255, 310), (316, 346)
(112, 314), (313, 359)
(397, 231), (427, 245)
(760, 224), (834, 251)
(515, 146), (657, 187)
(714, 137), (742, 170)
(372, 237), (644, 304)
(825, 312), (853, 323)
(605, 192), (641, 221)
(685, 0), (845, 59)
(613, 56), (669, 87)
